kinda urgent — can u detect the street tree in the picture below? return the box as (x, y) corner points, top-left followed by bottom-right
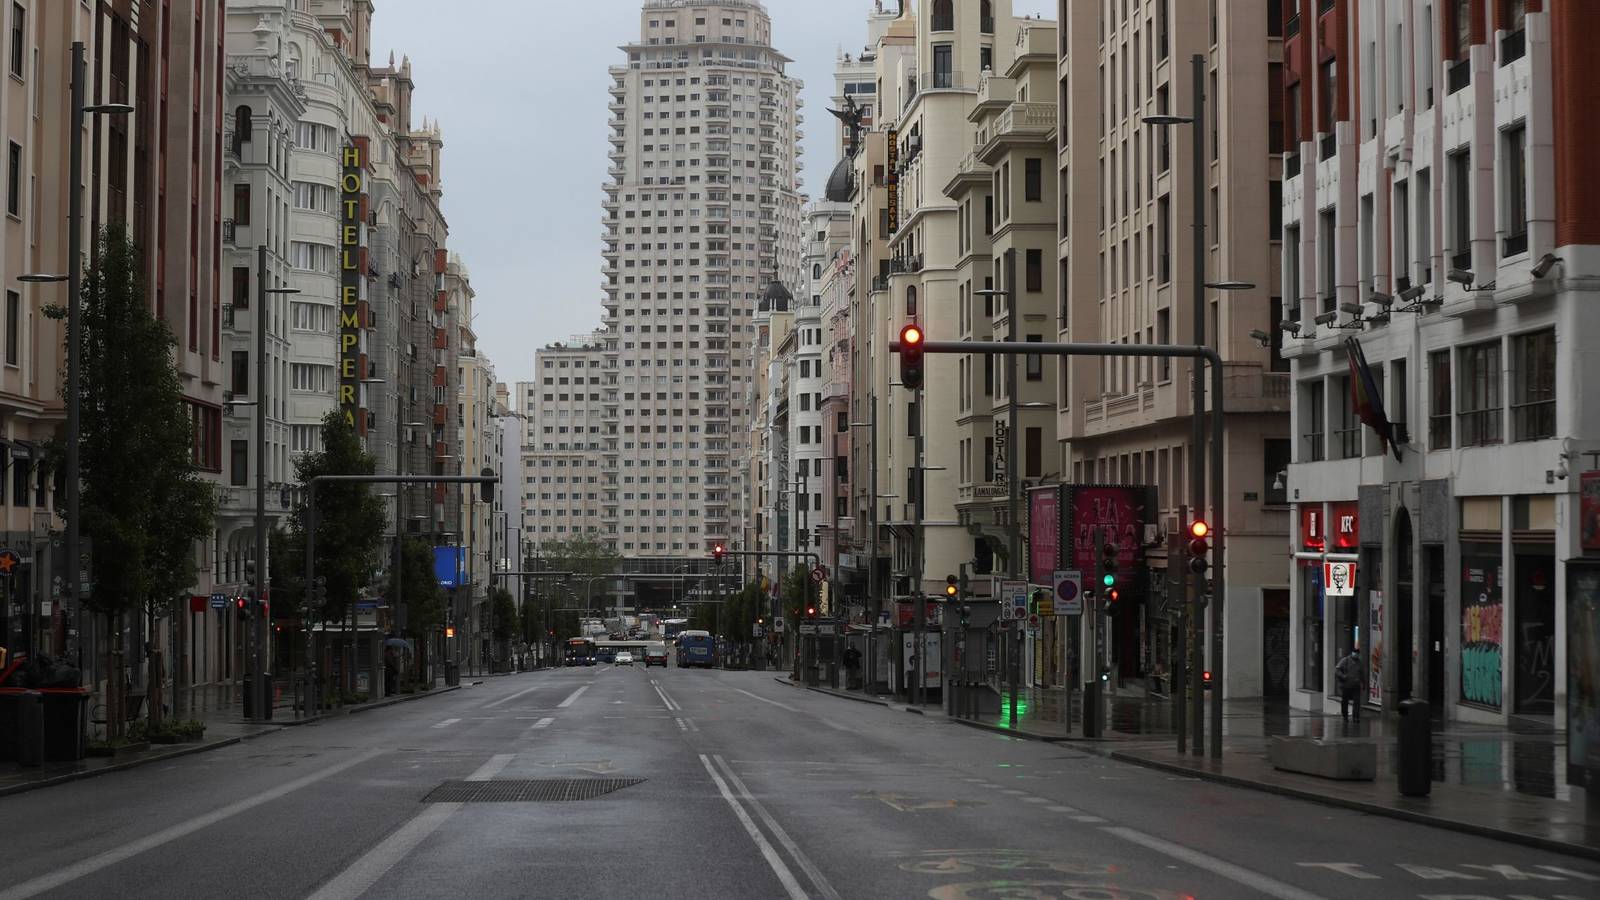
(67, 227), (215, 737)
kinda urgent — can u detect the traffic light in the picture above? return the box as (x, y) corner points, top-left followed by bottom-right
(1100, 539), (1118, 588)
(972, 537), (994, 575)
(945, 574), (959, 599)
(1202, 669), (1214, 690)
(480, 467), (495, 502)
(312, 576), (328, 608)
(1187, 518), (1211, 577)
(235, 597), (247, 618)
(712, 543), (726, 564)
(446, 626), (456, 638)
(898, 323), (925, 389)
(1103, 586), (1122, 616)
(806, 604), (817, 618)
(959, 604), (971, 627)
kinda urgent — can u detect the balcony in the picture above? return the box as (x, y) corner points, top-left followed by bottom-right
(1447, 59), (1471, 94)
(889, 254), (923, 274)
(992, 101), (1057, 142)
(1218, 365), (1291, 414)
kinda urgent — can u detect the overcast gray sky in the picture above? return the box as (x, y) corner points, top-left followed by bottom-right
(371, 0), (1054, 385)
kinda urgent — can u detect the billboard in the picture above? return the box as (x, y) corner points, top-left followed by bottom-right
(1062, 484), (1156, 588)
(433, 546), (464, 589)
(1028, 486), (1059, 586)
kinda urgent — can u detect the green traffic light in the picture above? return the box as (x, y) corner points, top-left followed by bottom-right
(1101, 573), (1115, 587)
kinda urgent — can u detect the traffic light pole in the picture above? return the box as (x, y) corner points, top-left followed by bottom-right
(895, 338), (1226, 759)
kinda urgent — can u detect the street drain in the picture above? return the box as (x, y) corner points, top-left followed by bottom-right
(423, 778), (645, 803)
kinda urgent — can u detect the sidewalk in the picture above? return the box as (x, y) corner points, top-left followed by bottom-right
(792, 679), (1600, 861)
(0, 680), (461, 798)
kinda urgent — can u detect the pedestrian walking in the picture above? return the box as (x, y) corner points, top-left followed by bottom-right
(1335, 648), (1363, 722)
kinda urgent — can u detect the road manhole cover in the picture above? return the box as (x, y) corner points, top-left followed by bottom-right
(423, 778), (645, 803)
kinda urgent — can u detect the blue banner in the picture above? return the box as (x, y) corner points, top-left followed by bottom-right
(434, 546), (463, 588)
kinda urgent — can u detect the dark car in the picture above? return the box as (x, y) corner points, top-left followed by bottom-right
(644, 645), (668, 668)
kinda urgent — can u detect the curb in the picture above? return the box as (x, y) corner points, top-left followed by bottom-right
(802, 685), (893, 708)
(1104, 748), (1600, 864)
(0, 684), (463, 799)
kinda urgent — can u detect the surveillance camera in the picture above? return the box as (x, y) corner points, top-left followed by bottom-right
(1278, 320), (1301, 336)
(1313, 311), (1338, 326)
(1447, 268), (1475, 286)
(1531, 253), (1560, 279)
(1369, 292), (1394, 308)
(1248, 329), (1271, 345)
(1398, 284), (1426, 302)
(1340, 302), (1365, 317)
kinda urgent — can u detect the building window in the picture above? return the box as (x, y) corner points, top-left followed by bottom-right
(1501, 0), (1527, 64)
(1448, 0), (1473, 92)
(1025, 334), (1042, 381)
(1458, 340), (1502, 446)
(1318, 209), (1336, 313)
(1024, 158), (1042, 202)
(1264, 438), (1291, 506)
(1502, 124), (1527, 257)
(1025, 249), (1043, 292)
(4, 290), (18, 366)
(232, 182), (250, 226)
(1302, 379), (1326, 462)
(836, 411), (848, 433)
(230, 440), (248, 487)
(1025, 427), (1042, 478)
(932, 44), (954, 88)
(1268, 297), (1289, 372)
(1511, 329), (1555, 442)
(906, 284), (917, 317)
(1450, 150), (1471, 270)
(1334, 375), (1359, 459)
(1158, 197), (1171, 283)
(231, 350), (249, 395)
(5, 140), (19, 217)
(9, 3), (22, 79)
(1428, 350), (1452, 450)
(931, 0), (953, 32)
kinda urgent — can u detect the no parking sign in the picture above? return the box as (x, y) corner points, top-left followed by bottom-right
(1053, 570), (1083, 615)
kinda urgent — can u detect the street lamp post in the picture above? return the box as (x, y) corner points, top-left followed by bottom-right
(28, 43), (133, 680)
(850, 403), (878, 691)
(251, 248), (298, 720)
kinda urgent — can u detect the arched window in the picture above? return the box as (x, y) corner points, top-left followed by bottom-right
(932, 0), (954, 32)
(813, 263), (822, 279)
(906, 285), (918, 316)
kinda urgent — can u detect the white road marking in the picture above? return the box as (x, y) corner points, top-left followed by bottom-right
(699, 754), (809, 900)
(430, 718), (460, 729)
(1000, 788), (1026, 795)
(1021, 797), (1048, 804)
(654, 683), (680, 711)
(731, 688), (850, 731)
(1071, 815), (1106, 823)
(0, 750), (384, 900)
(557, 685), (589, 708)
(530, 717), (555, 729)
(676, 717), (688, 732)
(466, 754), (515, 781)
(1297, 863), (1380, 879)
(1045, 805), (1078, 813)
(1104, 825), (1331, 900)
(713, 755), (844, 900)
(482, 683), (544, 709)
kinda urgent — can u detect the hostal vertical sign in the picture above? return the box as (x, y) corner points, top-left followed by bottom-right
(340, 142), (366, 430)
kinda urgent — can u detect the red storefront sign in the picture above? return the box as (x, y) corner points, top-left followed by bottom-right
(1029, 486), (1060, 586)
(1330, 501), (1359, 549)
(1299, 505), (1325, 552)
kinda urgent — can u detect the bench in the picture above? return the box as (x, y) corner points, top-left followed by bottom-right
(1268, 736), (1377, 781)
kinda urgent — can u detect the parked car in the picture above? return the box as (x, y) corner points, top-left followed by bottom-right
(615, 652), (634, 666)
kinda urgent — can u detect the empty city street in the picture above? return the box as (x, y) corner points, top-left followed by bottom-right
(0, 668), (1594, 900)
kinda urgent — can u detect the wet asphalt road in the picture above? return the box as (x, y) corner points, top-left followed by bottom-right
(0, 664), (1596, 900)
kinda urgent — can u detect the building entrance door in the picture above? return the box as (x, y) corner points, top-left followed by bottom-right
(1514, 552), (1556, 716)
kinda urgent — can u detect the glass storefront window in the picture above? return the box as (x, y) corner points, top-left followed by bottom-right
(1301, 562), (1324, 691)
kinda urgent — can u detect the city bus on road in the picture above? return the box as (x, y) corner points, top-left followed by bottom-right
(677, 630), (716, 668)
(564, 637), (597, 666)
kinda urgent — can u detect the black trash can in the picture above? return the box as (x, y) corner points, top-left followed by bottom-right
(242, 675), (258, 719)
(444, 662), (460, 686)
(1397, 699), (1432, 797)
(15, 690), (44, 767)
(42, 690), (89, 762)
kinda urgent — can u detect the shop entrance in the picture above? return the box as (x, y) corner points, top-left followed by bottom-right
(1425, 546), (1445, 709)
(1514, 552), (1556, 716)
(1262, 588), (1290, 698)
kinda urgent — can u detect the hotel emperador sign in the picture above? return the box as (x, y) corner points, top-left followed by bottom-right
(340, 141), (367, 431)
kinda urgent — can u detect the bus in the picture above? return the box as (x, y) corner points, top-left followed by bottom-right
(677, 630), (716, 668)
(564, 637), (597, 666)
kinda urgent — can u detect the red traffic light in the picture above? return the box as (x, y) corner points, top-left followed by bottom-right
(235, 597), (247, 610)
(1202, 670), (1213, 683)
(806, 605), (816, 617)
(712, 543), (726, 562)
(900, 324), (923, 346)
(1189, 519), (1210, 539)
(899, 324), (926, 389)
(1107, 588), (1120, 603)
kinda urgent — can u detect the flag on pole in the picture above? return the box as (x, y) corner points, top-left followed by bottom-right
(1345, 337), (1402, 461)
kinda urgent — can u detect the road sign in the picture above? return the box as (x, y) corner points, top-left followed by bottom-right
(1001, 580), (1027, 621)
(773, 617), (785, 633)
(1053, 569), (1084, 615)
(0, 548), (20, 577)
(810, 565), (827, 584)
(1028, 613), (1041, 629)
(799, 623), (818, 635)
(752, 623), (764, 638)
(209, 592), (227, 610)
(819, 622), (838, 636)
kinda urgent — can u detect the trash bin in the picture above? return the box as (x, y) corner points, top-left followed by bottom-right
(42, 690), (89, 761)
(15, 690), (44, 767)
(1397, 698), (1432, 797)
(243, 675), (258, 719)
(444, 662), (460, 686)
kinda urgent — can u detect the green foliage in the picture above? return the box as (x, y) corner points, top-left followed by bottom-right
(291, 411), (386, 624)
(391, 537), (444, 636)
(71, 228), (215, 619)
(530, 535), (621, 581)
(268, 525), (304, 613)
(490, 586), (518, 640)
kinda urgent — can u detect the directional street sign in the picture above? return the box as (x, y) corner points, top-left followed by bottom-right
(1053, 569), (1084, 615)
(810, 565), (828, 584)
(209, 592), (227, 610)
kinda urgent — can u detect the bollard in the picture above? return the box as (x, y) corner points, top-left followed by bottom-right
(1082, 681), (1101, 738)
(15, 691), (44, 767)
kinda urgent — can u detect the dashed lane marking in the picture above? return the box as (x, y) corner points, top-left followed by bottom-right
(430, 718), (460, 729)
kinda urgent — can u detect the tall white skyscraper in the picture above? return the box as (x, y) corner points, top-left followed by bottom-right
(527, 0), (803, 569)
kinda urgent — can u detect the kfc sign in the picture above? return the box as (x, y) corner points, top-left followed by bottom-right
(1301, 502), (1359, 552)
(1300, 505), (1324, 552)
(1330, 501), (1359, 550)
